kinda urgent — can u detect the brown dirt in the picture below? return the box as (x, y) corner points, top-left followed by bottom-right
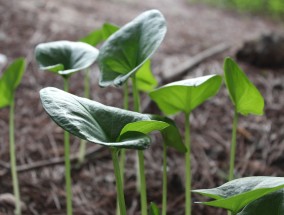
(0, 0), (284, 214)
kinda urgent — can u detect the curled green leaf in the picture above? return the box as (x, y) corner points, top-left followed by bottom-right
(35, 41), (99, 77)
(0, 58), (26, 108)
(98, 10), (166, 87)
(193, 176), (284, 213)
(224, 57), (264, 115)
(40, 87), (169, 150)
(149, 75), (222, 115)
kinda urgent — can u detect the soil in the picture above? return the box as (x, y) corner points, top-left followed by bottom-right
(0, 0), (284, 214)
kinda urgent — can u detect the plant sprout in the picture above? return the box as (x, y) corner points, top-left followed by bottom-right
(149, 75), (222, 215)
(0, 58), (26, 215)
(39, 87), (173, 215)
(193, 176), (284, 215)
(78, 23), (119, 165)
(223, 58), (264, 181)
(35, 41), (99, 215)
(98, 10), (166, 215)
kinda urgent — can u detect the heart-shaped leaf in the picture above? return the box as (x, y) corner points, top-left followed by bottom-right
(40, 87), (169, 149)
(149, 75), (222, 115)
(193, 176), (284, 213)
(0, 58), (26, 108)
(80, 23), (119, 46)
(224, 58), (264, 116)
(98, 10), (166, 87)
(149, 202), (160, 215)
(237, 189), (284, 215)
(35, 41), (99, 77)
(136, 60), (158, 92)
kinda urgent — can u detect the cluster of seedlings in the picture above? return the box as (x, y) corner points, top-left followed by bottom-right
(1, 9), (284, 215)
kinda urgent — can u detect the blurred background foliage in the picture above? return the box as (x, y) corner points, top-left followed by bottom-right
(193, 0), (284, 18)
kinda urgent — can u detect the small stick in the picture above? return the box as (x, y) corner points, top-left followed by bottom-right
(0, 145), (105, 177)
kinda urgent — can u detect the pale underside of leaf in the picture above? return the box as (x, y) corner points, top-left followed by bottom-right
(35, 41), (99, 76)
(193, 176), (284, 213)
(98, 10), (166, 87)
(40, 87), (169, 149)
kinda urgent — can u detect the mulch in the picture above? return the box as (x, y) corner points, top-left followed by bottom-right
(0, 0), (283, 214)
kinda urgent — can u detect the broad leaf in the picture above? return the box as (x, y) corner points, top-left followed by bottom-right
(149, 75), (222, 115)
(40, 87), (169, 150)
(0, 58), (26, 108)
(238, 189), (284, 215)
(224, 58), (264, 115)
(193, 176), (284, 213)
(35, 41), (99, 76)
(120, 120), (168, 136)
(98, 10), (166, 87)
(136, 60), (158, 92)
(80, 23), (119, 46)
(149, 202), (160, 215)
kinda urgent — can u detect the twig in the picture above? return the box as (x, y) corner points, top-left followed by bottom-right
(0, 145), (106, 177)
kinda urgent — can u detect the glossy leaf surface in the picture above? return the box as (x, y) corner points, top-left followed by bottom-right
(80, 23), (119, 46)
(136, 60), (158, 92)
(35, 41), (99, 76)
(149, 202), (160, 215)
(40, 87), (169, 149)
(224, 58), (264, 115)
(98, 10), (166, 87)
(0, 58), (25, 108)
(238, 189), (284, 215)
(193, 176), (284, 213)
(149, 75), (222, 115)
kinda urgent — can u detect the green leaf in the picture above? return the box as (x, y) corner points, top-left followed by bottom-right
(80, 23), (119, 46)
(98, 10), (166, 87)
(238, 189), (284, 215)
(120, 120), (169, 136)
(150, 115), (186, 153)
(149, 75), (222, 115)
(40, 87), (169, 150)
(136, 60), (158, 92)
(193, 176), (284, 213)
(149, 202), (160, 215)
(0, 58), (26, 108)
(35, 41), (99, 76)
(224, 57), (264, 115)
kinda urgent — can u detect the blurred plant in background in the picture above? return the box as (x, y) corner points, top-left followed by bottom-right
(191, 0), (284, 17)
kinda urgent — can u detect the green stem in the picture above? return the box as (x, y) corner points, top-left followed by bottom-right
(9, 98), (21, 215)
(117, 82), (129, 215)
(185, 112), (191, 215)
(78, 68), (91, 165)
(63, 77), (73, 215)
(162, 144), (167, 215)
(229, 109), (238, 181)
(111, 148), (127, 215)
(132, 76), (147, 215)
(132, 76), (140, 113)
(138, 150), (147, 215)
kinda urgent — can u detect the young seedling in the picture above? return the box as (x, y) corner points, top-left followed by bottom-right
(149, 75), (222, 215)
(193, 176), (284, 215)
(0, 58), (26, 215)
(78, 23), (119, 165)
(223, 58), (264, 181)
(35, 41), (99, 215)
(39, 87), (172, 215)
(98, 10), (166, 215)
